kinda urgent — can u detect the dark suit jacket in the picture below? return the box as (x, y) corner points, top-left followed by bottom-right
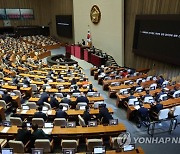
(60, 97), (71, 105)
(34, 111), (47, 121)
(76, 96), (89, 104)
(37, 92), (49, 106)
(49, 97), (59, 108)
(55, 109), (67, 119)
(16, 128), (31, 144)
(2, 94), (12, 103)
(23, 79), (30, 86)
(83, 111), (91, 125)
(151, 103), (163, 113)
(138, 107), (149, 117)
(31, 129), (49, 146)
(98, 107), (113, 124)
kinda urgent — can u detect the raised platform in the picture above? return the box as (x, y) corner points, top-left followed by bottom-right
(47, 54), (78, 66)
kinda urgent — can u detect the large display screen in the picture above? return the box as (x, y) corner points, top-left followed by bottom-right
(133, 15), (180, 66)
(0, 9), (6, 19)
(56, 15), (72, 38)
(20, 9), (34, 19)
(6, 9), (21, 19)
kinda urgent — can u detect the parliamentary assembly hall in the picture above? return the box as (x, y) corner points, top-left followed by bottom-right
(0, 0), (179, 153)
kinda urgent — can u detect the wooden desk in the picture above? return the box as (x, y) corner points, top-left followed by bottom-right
(102, 74), (147, 90)
(28, 97), (77, 103)
(109, 84), (137, 98)
(0, 124), (126, 138)
(105, 147), (144, 154)
(52, 123), (126, 136)
(3, 69), (16, 77)
(90, 68), (98, 76)
(19, 73), (46, 79)
(87, 96), (104, 103)
(1, 85), (32, 97)
(28, 96), (103, 104)
(0, 107), (5, 120)
(16, 108), (113, 117)
(116, 85), (179, 107)
(127, 98), (180, 120)
(44, 88), (97, 93)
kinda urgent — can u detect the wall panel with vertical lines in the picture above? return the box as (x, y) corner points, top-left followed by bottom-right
(0, 0), (51, 27)
(125, 0), (180, 80)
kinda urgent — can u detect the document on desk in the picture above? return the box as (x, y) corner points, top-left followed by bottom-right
(42, 128), (52, 135)
(42, 111), (47, 114)
(47, 110), (52, 115)
(21, 110), (28, 114)
(134, 105), (140, 110)
(1, 127), (10, 133)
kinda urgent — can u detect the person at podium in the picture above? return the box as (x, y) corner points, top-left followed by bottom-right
(82, 39), (86, 46)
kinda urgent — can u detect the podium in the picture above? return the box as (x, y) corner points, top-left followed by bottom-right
(91, 54), (105, 67)
(74, 45), (81, 59)
(84, 49), (91, 62)
(70, 45), (75, 55)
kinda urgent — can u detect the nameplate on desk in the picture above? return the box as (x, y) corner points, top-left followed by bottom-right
(21, 110), (28, 114)
(1, 127), (10, 133)
(42, 128), (52, 135)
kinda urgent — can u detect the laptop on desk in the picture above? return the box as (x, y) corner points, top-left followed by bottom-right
(94, 146), (106, 154)
(22, 105), (30, 110)
(88, 120), (97, 127)
(44, 122), (53, 128)
(2, 148), (13, 154)
(31, 148), (43, 154)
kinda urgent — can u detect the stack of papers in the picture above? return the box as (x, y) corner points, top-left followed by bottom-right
(21, 110), (28, 114)
(1, 127), (10, 133)
(42, 128), (52, 135)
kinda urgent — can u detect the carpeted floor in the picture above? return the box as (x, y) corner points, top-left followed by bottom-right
(49, 47), (180, 154)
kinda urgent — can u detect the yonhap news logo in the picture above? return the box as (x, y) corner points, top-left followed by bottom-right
(117, 132), (180, 146)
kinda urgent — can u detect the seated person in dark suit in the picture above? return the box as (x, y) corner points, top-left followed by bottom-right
(83, 106), (91, 125)
(150, 100), (163, 115)
(82, 39), (86, 46)
(2, 90), (12, 104)
(156, 89), (166, 101)
(88, 84), (94, 92)
(11, 108), (23, 121)
(71, 78), (77, 85)
(144, 90), (152, 98)
(60, 93), (71, 105)
(12, 76), (19, 85)
(16, 122), (31, 144)
(37, 88), (49, 106)
(169, 86), (179, 97)
(76, 92), (89, 104)
(31, 124), (49, 147)
(67, 69), (72, 76)
(98, 104), (113, 124)
(55, 105), (68, 119)
(34, 106), (48, 121)
(156, 75), (164, 87)
(127, 90), (136, 101)
(72, 86), (80, 93)
(23, 77), (30, 87)
(57, 73), (63, 79)
(49, 94), (59, 108)
(136, 102), (150, 127)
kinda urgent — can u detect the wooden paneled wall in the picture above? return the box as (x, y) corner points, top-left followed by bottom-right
(0, 0), (51, 27)
(50, 0), (74, 43)
(124, 0), (180, 81)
